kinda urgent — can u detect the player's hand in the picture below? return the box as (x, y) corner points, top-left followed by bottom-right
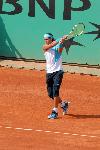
(59, 35), (68, 44)
(62, 35), (68, 40)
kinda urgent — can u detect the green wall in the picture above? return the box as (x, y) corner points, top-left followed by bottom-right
(0, 0), (100, 65)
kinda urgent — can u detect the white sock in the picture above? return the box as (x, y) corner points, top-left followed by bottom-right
(53, 107), (58, 113)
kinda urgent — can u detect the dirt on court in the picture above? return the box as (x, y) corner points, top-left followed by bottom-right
(0, 67), (100, 150)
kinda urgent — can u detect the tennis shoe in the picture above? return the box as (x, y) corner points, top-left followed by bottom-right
(61, 101), (70, 115)
(48, 110), (58, 119)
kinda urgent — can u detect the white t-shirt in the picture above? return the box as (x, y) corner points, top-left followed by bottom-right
(44, 44), (63, 73)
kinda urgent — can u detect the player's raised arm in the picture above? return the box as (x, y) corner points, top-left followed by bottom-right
(57, 35), (68, 53)
(42, 33), (59, 52)
(43, 40), (58, 52)
(43, 33), (68, 52)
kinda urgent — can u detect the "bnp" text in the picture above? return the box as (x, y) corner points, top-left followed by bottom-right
(0, 0), (91, 20)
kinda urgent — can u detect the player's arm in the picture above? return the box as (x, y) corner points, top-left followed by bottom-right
(43, 40), (59, 52)
(43, 35), (67, 52)
(57, 35), (68, 53)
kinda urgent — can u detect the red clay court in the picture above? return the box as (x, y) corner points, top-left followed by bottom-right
(0, 67), (100, 150)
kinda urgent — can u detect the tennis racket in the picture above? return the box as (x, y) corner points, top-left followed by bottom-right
(65, 23), (85, 40)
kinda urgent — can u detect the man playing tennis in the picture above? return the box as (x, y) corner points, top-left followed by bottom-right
(43, 33), (70, 119)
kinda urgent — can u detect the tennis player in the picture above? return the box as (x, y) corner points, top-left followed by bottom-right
(43, 33), (70, 119)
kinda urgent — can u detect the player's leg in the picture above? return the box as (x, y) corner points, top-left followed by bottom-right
(53, 70), (70, 116)
(46, 73), (54, 99)
(46, 73), (58, 119)
(48, 70), (63, 119)
(54, 96), (62, 107)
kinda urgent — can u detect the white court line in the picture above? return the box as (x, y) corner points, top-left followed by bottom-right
(15, 128), (23, 130)
(44, 131), (51, 133)
(0, 125), (98, 138)
(35, 130), (43, 132)
(90, 136), (97, 138)
(5, 127), (12, 129)
(63, 133), (70, 135)
(54, 132), (61, 134)
(23, 129), (33, 131)
(72, 134), (79, 136)
(81, 135), (87, 137)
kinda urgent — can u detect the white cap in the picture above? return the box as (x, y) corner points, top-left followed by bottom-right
(44, 33), (53, 39)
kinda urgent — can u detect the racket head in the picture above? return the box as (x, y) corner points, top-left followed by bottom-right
(73, 23), (85, 35)
(68, 23), (85, 39)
